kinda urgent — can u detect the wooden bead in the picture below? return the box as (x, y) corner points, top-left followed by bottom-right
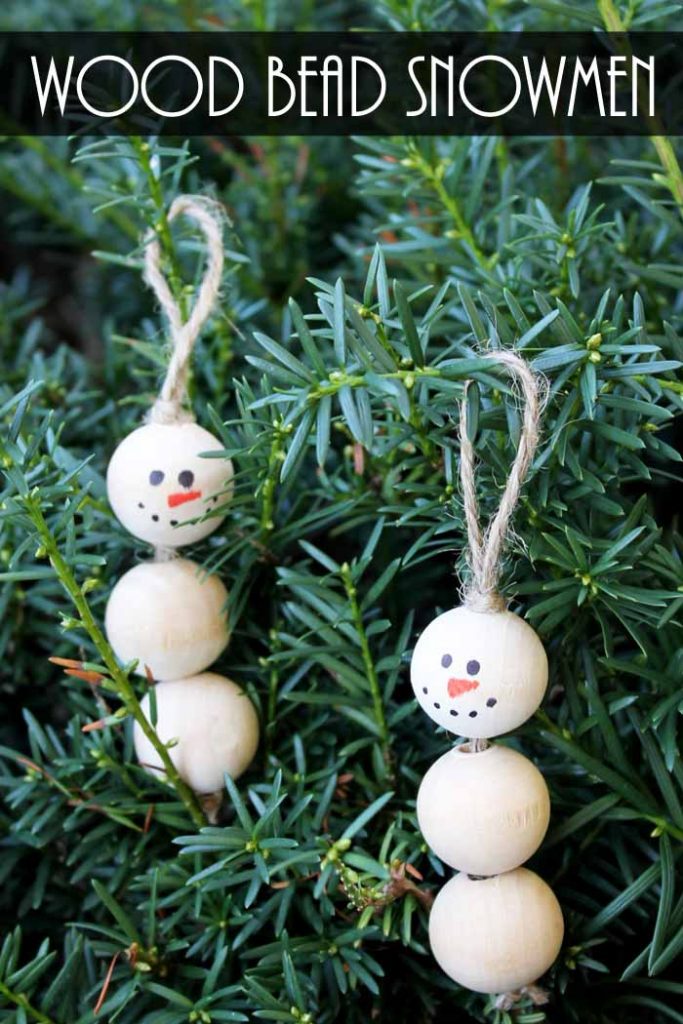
(105, 558), (229, 680)
(410, 606), (547, 738)
(134, 673), (259, 793)
(429, 868), (564, 994)
(107, 422), (233, 547)
(417, 743), (550, 875)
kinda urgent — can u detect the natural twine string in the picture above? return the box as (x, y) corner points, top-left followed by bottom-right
(459, 350), (544, 613)
(458, 351), (543, 757)
(144, 194), (225, 426)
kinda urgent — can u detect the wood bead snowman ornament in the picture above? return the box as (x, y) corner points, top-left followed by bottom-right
(105, 196), (258, 815)
(412, 352), (563, 999)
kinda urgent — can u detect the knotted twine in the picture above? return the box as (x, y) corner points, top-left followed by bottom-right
(144, 194), (225, 426)
(458, 350), (544, 758)
(459, 349), (544, 613)
(143, 195), (225, 562)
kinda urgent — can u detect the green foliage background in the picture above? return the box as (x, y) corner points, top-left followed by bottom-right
(1, 1), (683, 1023)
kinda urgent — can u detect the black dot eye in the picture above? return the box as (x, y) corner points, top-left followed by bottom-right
(441, 654), (452, 668)
(486, 697), (497, 708)
(178, 469), (194, 489)
(149, 470), (164, 486)
(469, 710), (478, 718)
(467, 659), (480, 675)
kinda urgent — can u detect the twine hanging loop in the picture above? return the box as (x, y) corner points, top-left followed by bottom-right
(459, 350), (544, 613)
(144, 195), (225, 425)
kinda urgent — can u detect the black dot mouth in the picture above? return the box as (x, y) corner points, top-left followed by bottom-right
(422, 687), (428, 694)
(486, 697), (497, 707)
(449, 709), (458, 717)
(433, 702), (441, 709)
(138, 502), (145, 509)
(469, 710), (478, 718)
(151, 514), (159, 522)
(170, 519), (178, 527)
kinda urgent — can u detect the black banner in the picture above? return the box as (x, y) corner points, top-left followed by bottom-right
(1, 31), (682, 136)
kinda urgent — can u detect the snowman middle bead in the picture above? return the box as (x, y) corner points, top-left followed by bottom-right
(105, 557), (230, 680)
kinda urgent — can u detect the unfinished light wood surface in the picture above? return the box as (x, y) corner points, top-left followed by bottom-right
(105, 558), (229, 679)
(134, 672), (260, 793)
(417, 743), (550, 875)
(410, 605), (548, 738)
(429, 868), (564, 994)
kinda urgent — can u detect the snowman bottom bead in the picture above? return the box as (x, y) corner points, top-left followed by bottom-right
(134, 673), (259, 793)
(429, 868), (564, 994)
(417, 743), (550, 875)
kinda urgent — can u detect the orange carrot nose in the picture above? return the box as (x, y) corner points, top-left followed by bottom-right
(447, 677), (479, 698)
(167, 490), (202, 508)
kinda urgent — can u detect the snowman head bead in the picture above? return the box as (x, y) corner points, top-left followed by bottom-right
(410, 605), (547, 738)
(107, 422), (233, 547)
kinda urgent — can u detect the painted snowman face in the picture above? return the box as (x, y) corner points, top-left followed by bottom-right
(107, 422), (234, 547)
(410, 606), (548, 738)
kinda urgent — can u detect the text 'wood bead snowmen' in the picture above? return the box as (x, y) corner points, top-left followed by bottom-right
(417, 743), (550, 875)
(107, 421), (234, 547)
(134, 672), (260, 793)
(105, 558), (229, 680)
(410, 606), (548, 738)
(429, 868), (564, 994)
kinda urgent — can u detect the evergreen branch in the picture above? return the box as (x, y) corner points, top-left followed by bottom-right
(0, 137), (138, 241)
(20, 136), (139, 239)
(0, 980), (58, 1024)
(23, 493), (207, 829)
(595, 0), (633, 30)
(260, 420), (286, 536)
(340, 562), (390, 757)
(15, 753), (144, 832)
(596, 0), (683, 220)
(650, 137), (683, 216)
(405, 146), (494, 270)
(132, 136), (189, 319)
(537, 711), (683, 843)
(0, 167), (90, 240)
(264, 625), (281, 766)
